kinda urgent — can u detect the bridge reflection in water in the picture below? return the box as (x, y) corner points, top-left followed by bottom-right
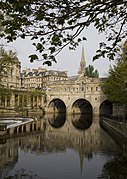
(0, 113), (127, 179)
(47, 113), (66, 128)
(72, 113), (92, 130)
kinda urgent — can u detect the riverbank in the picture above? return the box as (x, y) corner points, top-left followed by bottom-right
(100, 116), (127, 139)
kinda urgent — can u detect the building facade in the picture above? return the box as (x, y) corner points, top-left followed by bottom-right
(0, 47), (105, 116)
(21, 68), (68, 90)
(1, 58), (21, 89)
(1, 47), (123, 117)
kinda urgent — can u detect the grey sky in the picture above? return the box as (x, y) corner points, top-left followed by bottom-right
(7, 25), (115, 77)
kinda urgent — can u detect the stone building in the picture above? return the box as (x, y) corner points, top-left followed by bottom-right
(0, 53), (68, 116)
(0, 47), (105, 116)
(46, 47), (101, 95)
(21, 67), (47, 89)
(0, 60), (45, 116)
(78, 47), (86, 75)
(45, 47), (104, 115)
(1, 57), (21, 89)
(21, 67), (68, 90)
(2, 47), (125, 117)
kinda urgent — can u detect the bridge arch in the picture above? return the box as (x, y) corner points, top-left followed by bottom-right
(99, 100), (113, 116)
(48, 98), (66, 113)
(72, 98), (93, 114)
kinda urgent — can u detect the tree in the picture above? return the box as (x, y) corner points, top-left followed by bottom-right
(102, 42), (127, 104)
(85, 65), (99, 78)
(0, 47), (18, 93)
(0, 1), (127, 65)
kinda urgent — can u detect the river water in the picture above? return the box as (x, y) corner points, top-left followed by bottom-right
(0, 113), (127, 179)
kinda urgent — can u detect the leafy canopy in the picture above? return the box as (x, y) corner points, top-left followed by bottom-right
(102, 41), (127, 104)
(0, 0), (127, 65)
(85, 65), (99, 78)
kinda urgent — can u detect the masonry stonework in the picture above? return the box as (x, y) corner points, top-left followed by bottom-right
(0, 48), (111, 116)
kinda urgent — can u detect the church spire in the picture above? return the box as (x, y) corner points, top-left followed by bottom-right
(78, 47), (86, 75)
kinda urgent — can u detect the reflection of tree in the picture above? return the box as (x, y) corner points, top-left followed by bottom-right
(99, 155), (127, 178)
(86, 153), (93, 161)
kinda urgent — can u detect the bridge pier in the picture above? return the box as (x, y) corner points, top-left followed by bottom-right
(66, 105), (72, 114)
(92, 105), (100, 116)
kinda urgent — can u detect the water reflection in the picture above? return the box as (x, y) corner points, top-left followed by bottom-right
(47, 113), (66, 128)
(0, 114), (127, 179)
(72, 113), (92, 130)
(99, 154), (127, 178)
(47, 113), (92, 130)
(0, 137), (6, 145)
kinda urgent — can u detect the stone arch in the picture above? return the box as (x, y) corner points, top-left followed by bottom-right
(48, 98), (66, 113)
(99, 100), (113, 116)
(72, 98), (93, 114)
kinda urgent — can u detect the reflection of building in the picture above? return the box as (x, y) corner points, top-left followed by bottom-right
(0, 138), (18, 178)
(0, 115), (123, 176)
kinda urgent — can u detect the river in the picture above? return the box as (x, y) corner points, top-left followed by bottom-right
(0, 113), (127, 179)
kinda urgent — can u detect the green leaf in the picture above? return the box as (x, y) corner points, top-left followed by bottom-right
(43, 54), (48, 59)
(29, 54), (39, 62)
(43, 61), (52, 66)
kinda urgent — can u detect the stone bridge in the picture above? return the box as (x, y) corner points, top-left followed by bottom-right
(45, 79), (113, 116)
(44, 47), (113, 116)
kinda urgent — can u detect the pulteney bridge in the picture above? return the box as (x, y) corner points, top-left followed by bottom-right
(44, 48), (113, 116)
(45, 76), (113, 116)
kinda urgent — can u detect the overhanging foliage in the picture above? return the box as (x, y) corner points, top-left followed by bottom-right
(102, 42), (127, 104)
(0, 0), (126, 65)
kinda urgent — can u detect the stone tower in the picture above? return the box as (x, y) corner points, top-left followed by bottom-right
(78, 47), (86, 75)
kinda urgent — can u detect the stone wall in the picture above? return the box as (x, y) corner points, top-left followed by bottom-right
(113, 104), (127, 118)
(102, 117), (127, 138)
